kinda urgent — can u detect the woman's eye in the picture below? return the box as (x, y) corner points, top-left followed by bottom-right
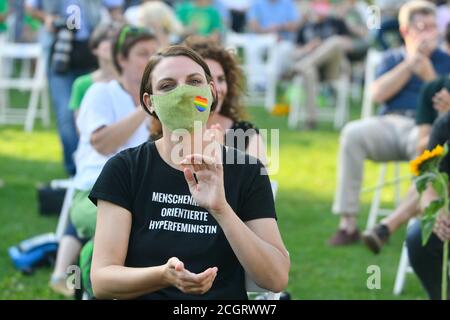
(159, 83), (175, 91)
(189, 79), (202, 85)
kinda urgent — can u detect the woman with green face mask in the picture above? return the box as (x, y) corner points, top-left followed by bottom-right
(149, 36), (268, 165)
(88, 46), (290, 300)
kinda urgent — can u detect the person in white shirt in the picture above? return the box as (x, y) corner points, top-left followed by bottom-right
(49, 25), (160, 297)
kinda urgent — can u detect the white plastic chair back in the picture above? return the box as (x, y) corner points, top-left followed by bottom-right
(0, 41), (50, 131)
(361, 49), (383, 119)
(225, 32), (278, 106)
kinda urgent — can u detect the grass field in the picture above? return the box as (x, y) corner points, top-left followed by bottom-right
(0, 97), (428, 300)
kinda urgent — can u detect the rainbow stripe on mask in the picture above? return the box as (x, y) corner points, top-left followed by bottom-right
(194, 96), (208, 112)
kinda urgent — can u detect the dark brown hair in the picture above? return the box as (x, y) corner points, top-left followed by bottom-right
(112, 25), (157, 74)
(184, 36), (247, 122)
(140, 45), (218, 122)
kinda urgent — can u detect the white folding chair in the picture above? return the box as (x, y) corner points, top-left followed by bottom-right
(52, 179), (76, 241)
(0, 41), (50, 132)
(393, 218), (416, 295)
(225, 32), (278, 108)
(246, 275), (281, 300)
(360, 48), (413, 294)
(288, 70), (350, 130)
(246, 180), (283, 300)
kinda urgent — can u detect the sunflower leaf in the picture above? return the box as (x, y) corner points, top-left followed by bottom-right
(421, 199), (444, 246)
(432, 177), (446, 199)
(416, 174), (433, 194)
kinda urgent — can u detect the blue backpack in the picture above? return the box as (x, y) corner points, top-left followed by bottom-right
(8, 233), (58, 274)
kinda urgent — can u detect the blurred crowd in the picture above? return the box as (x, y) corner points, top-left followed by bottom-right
(2, 0), (450, 300)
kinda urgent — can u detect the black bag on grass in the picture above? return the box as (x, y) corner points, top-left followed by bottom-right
(37, 184), (66, 216)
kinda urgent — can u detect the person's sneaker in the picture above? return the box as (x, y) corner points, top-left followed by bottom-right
(362, 224), (390, 254)
(328, 229), (360, 246)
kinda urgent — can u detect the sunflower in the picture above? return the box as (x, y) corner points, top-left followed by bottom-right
(410, 144), (445, 176)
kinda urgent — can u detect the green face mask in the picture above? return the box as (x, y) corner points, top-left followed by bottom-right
(151, 84), (213, 132)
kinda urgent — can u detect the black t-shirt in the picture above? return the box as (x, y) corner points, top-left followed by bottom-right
(416, 76), (450, 125)
(296, 17), (350, 45)
(427, 110), (450, 175)
(89, 141), (276, 300)
(225, 121), (259, 152)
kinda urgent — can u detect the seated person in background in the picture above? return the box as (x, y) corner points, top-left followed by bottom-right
(124, 0), (184, 46)
(292, 0), (356, 129)
(25, 0), (126, 177)
(329, 1), (450, 246)
(49, 26), (158, 297)
(362, 22), (450, 254)
(89, 45), (289, 300)
(151, 36), (267, 164)
(212, 0), (231, 30)
(333, 0), (370, 61)
(69, 22), (120, 120)
(246, 0), (301, 102)
(175, 0), (223, 42)
(374, 0), (408, 50)
(406, 110), (450, 300)
(247, 0), (300, 42)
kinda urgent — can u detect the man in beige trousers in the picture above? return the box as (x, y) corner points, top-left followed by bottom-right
(329, 1), (450, 246)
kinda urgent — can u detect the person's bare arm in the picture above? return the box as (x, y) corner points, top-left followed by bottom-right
(420, 185), (450, 242)
(371, 59), (414, 104)
(181, 154), (290, 293)
(432, 88), (450, 115)
(249, 20), (298, 34)
(372, 54), (437, 104)
(293, 39), (322, 60)
(248, 19), (264, 33)
(278, 21), (300, 33)
(420, 184), (439, 213)
(91, 200), (218, 299)
(417, 124), (432, 154)
(90, 108), (148, 156)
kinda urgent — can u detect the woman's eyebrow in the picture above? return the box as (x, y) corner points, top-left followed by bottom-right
(156, 73), (203, 83)
(156, 77), (175, 84)
(186, 73), (204, 78)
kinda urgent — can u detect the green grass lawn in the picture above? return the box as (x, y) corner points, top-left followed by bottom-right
(0, 98), (427, 300)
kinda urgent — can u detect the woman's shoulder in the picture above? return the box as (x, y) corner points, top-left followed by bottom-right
(98, 142), (153, 184)
(222, 145), (265, 174)
(115, 141), (154, 162)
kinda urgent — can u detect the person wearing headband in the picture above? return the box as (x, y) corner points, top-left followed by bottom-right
(50, 25), (159, 297)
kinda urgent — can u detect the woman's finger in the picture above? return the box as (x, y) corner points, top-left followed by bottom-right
(183, 167), (197, 190)
(184, 154), (217, 171)
(179, 267), (217, 286)
(181, 273), (217, 293)
(167, 257), (183, 269)
(181, 267), (216, 284)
